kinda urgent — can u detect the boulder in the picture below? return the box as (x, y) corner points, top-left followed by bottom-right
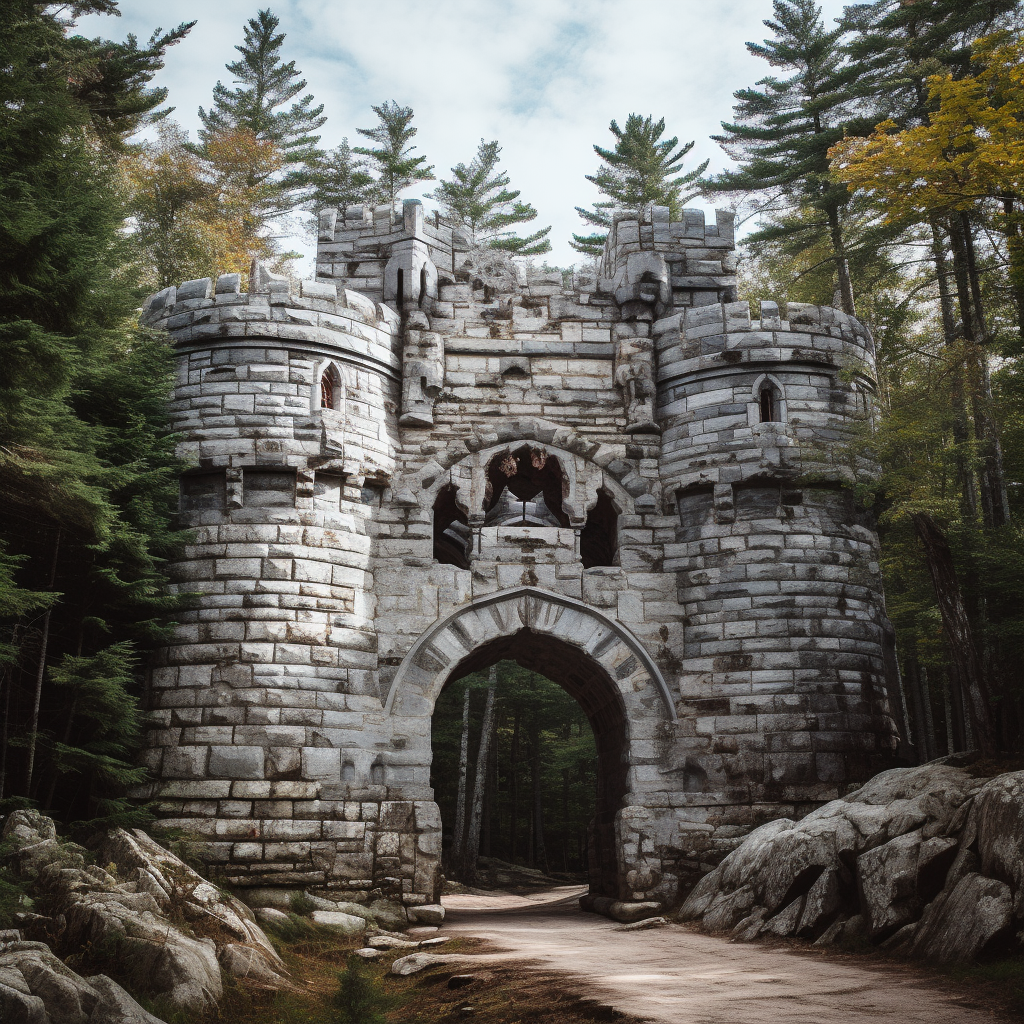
(390, 952), (450, 976)
(796, 868), (844, 938)
(309, 911), (367, 936)
(367, 935), (418, 950)
(675, 763), (1005, 961)
(0, 812), (289, 1014)
(909, 874), (1013, 963)
(0, 942), (164, 1024)
(857, 831), (957, 939)
(367, 899), (407, 931)
(973, 772), (1024, 908)
(407, 904), (445, 925)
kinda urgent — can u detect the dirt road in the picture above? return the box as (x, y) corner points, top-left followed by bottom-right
(440, 887), (1005, 1024)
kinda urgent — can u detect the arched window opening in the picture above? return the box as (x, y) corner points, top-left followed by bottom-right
(419, 265), (428, 307)
(483, 446), (569, 527)
(396, 268), (405, 310)
(581, 489), (619, 569)
(320, 363), (342, 411)
(759, 385), (777, 423)
(434, 484), (470, 568)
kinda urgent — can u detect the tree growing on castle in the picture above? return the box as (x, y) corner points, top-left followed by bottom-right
(571, 114), (707, 257)
(428, 139), (551, 256)
(355, 100), (435, 209)
(304, 139), (376, 215)
(198, 7), (326, 215)
(706, 0), (874, 315)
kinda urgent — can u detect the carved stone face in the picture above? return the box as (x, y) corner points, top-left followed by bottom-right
(613, 252), (671, 321)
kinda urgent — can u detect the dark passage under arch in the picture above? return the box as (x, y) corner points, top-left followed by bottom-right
(432, 630), (629, 897)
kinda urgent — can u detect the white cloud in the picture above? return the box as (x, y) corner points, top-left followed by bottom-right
(77, 0), (850, 270)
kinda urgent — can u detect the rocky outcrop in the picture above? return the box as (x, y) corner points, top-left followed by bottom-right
(679, 762), (1024, 963)
(1, 811), (290, 1018)
(0, 941), (164, 1024)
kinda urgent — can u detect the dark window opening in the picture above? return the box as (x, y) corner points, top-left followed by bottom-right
(180, 471), (225, 511)
(483, 446), (569, 527)
(419, 265), (428, 307)
(759, 383), (780, 423)
(581, 489), (619, 568)
(396, 268), (405, 310)
(244, 469), (297, 507)
(434, 484), (470, 568)
(320, 373), (335, 409)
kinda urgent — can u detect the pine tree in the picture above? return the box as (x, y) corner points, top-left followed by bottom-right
(428, 139), (551, 256)
(705, 0), (874, 314)
(354, 100), (434, 209)
(304, 139), (375, 214)
(0, 2), (188, 824)
(198, 8), (325, 212)
(843, 0), (1021, 128)
(571, 114), (707, 257)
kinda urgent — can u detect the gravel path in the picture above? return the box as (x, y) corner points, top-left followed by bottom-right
(440, 887), (1004, 1024)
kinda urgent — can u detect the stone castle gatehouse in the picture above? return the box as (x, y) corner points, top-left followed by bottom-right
(136, 200), (902, 907)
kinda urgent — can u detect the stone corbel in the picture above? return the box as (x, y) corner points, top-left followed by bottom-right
(400, 311), (444, 427)
(613, 324), (660, 435)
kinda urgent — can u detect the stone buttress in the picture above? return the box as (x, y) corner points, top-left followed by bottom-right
(137, 199), (901, 910)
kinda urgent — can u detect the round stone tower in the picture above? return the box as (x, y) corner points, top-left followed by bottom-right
(136, 265), (427, 896)
(655, 298), (900, 819)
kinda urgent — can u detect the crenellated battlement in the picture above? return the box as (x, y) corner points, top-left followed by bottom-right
(654, 299), (876, 387)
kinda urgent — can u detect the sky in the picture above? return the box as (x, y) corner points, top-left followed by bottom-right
(77, 0), (851, 271)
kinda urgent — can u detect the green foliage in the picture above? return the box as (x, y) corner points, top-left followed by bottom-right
(331, 955), (399, 1024)
(304, 139), (375, 215)
(290, 891), (316, 917)
(198, 7), (325, 211)
(428, 139), (551, 256)
(572, 114), (707, 256)
(843, 0), (1021, 127)
(0, 3), (188, 822)
(355, 100), (435, 209)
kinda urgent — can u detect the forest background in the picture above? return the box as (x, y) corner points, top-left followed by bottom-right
(2, 0), (1024, 883)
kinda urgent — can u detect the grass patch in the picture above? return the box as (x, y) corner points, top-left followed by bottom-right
(947, 955), (1024, 1016)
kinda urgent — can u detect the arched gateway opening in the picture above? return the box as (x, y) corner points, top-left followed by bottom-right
(384, 588), (675, 900)
(433, 636), (627, 895)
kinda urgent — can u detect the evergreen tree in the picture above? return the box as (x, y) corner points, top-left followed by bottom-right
(843, 0), (1021, 128)
(354, 100), (434, 209)
(0, 2), (188, 824)
(571, 114), (707, 257)
(428, 139), (551, 256)
(198, 8), (325, 212)
(705, 0), (874, 314)
(304, 139), (375, 214)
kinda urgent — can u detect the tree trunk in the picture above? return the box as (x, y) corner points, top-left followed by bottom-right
(531, 720), (546, 873)
(509, 709), (520, 863)
(912, 513), (997, 756)
(26, 528), (60, 796)
(948, 214), (1010, 528)
(1001, 195), (1024, 350)
(451, 687), (471, 874)
(464, 667), (497, 883)
(930, 218), (979, 522)
(920, 664), (938, 760)
(825, 203), (856, 316)
(905, 659), (929, 764)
